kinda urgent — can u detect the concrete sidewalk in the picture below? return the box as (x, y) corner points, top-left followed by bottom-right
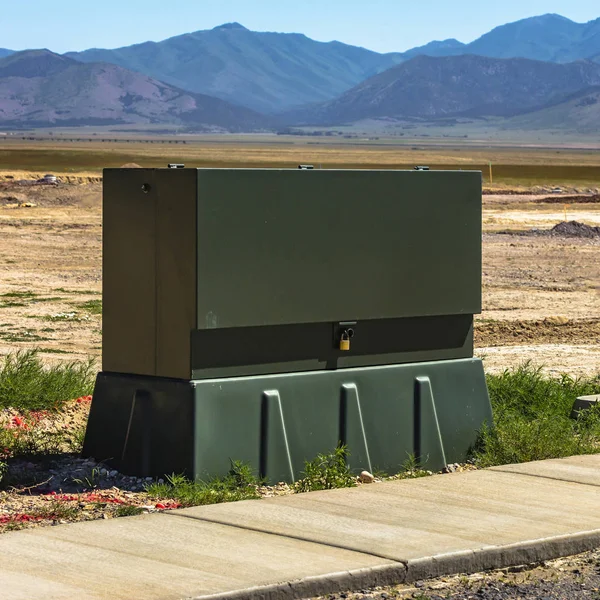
(2, 455), (600, 600)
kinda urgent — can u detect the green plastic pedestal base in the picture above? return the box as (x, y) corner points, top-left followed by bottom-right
(83, 358), (491, 482)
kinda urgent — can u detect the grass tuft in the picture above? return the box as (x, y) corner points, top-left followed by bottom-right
(116, 505), (145, 518)
(146, 460), (261, 507)
(474, 363), (600, 467)
(54, 288), (100, 296)
(392, 454), (434, 480)
(294, 445), (357, 493)
(75, 300), (102, 315)
(72, 467), (101, 490)
(33, 500), (79, 521)
(0, 426), (64, 458)
(0, 349), (95, 412)
(0, 292), (37, 299)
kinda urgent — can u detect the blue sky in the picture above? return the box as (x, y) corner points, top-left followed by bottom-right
(1, 0), (598, 54)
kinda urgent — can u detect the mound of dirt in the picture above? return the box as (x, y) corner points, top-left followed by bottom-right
(551, 221), (600, 238)
(120, 163), (142, 168)
(500, 220), (600, 239)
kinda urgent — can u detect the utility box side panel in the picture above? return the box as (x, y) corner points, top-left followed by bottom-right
(155, 170), (198, 379)
(102, 169), (197, 378)
(102, 169), (157, 376)
(196, 169), (482, 329)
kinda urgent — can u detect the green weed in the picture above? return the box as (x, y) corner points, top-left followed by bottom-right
(146, 461), (261, 507)
(33, 500), (79, 521)
(0, 331), (48, 342)
(116, 505), (145, 517)
(32, 297), (65, 303)
(67, 426), (87, 454)
(474, 364), (600, 467)
(44, 312), (89, 322)
(0, 291), (37, 299)
(0, 425), (67, 458)
(75, 300), (102, 315)
(393, 454), (434, 480)
(294, 445), (357, 493)
(72, 467), (101, 490)
(54, 288), (100, 296)
(0, 349), (95, 412)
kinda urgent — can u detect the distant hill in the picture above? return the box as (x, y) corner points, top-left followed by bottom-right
(505, 86), (600, 132)
(286, 55), (600, 125)
(0, 49), (13, 59)
(66, 23), (403, 113)
(401, 14), (600, 64)
(401, 39), (466, 60)
(0, 50), (271, 130)
(467, 14), (600, 63)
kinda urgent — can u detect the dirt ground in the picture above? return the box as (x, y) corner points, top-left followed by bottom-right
(0, 176), (598, 377)
(316, 548), (600, 599)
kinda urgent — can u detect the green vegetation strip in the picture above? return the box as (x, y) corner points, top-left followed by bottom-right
(475, 363), (600, 467)
(75, 300), (102, 315)
(146, 462), (262, 507)
(0, 353), (599, 506)
(0, 350), (95, 412)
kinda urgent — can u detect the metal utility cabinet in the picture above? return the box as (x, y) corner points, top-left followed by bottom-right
(83, 167), (492, 482)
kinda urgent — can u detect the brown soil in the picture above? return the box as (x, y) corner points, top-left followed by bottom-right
(535, 194), (600, 204)
(475, 318), (600, 347)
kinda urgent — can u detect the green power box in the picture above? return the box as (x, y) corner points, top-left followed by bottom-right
(83, 167), (491, 481)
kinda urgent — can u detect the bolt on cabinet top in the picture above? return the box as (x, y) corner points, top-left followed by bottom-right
(102, 168), (482, 380)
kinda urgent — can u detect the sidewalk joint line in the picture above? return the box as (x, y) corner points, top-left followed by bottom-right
(492, 468), (600, 488)
(166, 511), (407, 566)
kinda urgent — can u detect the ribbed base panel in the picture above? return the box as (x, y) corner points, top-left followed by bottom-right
(83, 358), (491, 482)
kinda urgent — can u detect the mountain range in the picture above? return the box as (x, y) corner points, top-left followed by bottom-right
(0, 50), (269, 130)
(65, 23), (403, 113)
(406, 14), (600, 63)
(287, 55), (600, 125)
(0, 13), (600, 132)
(64, 14), (600, 113)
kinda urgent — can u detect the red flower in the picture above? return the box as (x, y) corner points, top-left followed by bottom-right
(75, 395), (93, 404)
(0, 513), (43, 524)
(155, 501), (181, 510)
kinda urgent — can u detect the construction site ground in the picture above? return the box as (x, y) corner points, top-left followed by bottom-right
(0, 178), (598, 377)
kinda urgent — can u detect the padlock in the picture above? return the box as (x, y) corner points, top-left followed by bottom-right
(339, 331), (350, 351)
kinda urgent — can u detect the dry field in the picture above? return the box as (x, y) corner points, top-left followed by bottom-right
(0, 140), (598, 377)
(2, 136), (600, 187)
